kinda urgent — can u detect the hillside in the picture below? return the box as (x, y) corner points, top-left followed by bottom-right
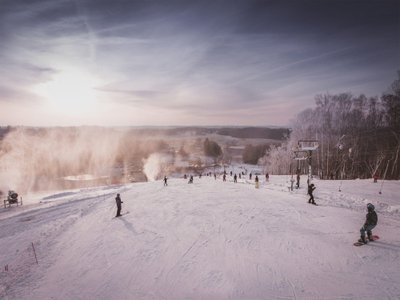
(1, 175), (399, 299)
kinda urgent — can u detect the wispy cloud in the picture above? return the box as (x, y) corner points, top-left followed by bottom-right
(0, 0), (398, 126)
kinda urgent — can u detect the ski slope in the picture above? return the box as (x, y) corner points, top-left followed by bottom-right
(1, 175), (400, 300)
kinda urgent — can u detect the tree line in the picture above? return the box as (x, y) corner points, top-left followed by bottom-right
(265, 73), (400, 180)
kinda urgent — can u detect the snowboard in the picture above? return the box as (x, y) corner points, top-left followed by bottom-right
(113, 211), (130, 219)
(353, 235), (379, 246)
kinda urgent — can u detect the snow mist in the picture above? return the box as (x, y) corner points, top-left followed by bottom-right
(143, 152), (176, 181)
(143, 153), (162, 182)
(0, 127), (125, 194)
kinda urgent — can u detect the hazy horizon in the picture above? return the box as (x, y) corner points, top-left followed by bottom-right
(1, 0), (399, 127)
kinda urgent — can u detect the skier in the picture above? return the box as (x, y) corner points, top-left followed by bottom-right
(296, 172), (300, 189)
(164, 176), (168, 186)
(307, 183), (316, 205)
(234, 174), (237, 183)
(188, 175), (193, 184)
(373, 174), (378, 183)
(249, 173), (252, 180)
(290, 176), (295, 191)
(358, 203), (378, 244)
(223, 174), (226, 181)
(255, 175), (259, 188)
(115, 193), (123, 217)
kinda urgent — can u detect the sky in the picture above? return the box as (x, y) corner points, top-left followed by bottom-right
(0, 0), (399, 127)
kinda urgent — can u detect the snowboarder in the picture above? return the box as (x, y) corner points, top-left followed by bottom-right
(358, 203), (378, 244)
(234, 174), (237, 183)
(115, 193), (123, 217)
(164, 176), (168, 186)
(307, 183), (316, 205)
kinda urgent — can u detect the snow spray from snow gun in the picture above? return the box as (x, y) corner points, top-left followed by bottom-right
(143, 153), (162, 181)
(143, 153), (174, 181)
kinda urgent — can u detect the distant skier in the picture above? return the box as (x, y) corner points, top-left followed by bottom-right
(223, 174), (226, 181)
(255, 175), (259, 188)
(234, 174), (237, 183)
(188, 175), (193, 184)
(115, 193), (123, 217)
(214, 173), (217, 180)
(373, 174), (378, 183)
(290, 176), (295, 191)
(296, 172), (300, 189)
(265, 173), (270, 182)
(358, 203), (378, 244)
(249, 173), (252, 180)
(307, 183), (316, 205)
(164, 176), (168, 186)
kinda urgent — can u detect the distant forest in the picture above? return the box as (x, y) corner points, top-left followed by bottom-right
(122, 126), (289, 140)
(265, 73), (400, 180)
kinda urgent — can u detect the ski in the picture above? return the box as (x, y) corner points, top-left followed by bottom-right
(113, 211), (130, 219)
(353, 235), (379, 246)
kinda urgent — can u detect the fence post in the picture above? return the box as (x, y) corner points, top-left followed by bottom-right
(31, 242), (38, 264)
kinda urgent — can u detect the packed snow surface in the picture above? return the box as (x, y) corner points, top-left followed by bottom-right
(1, 175), (400, 300)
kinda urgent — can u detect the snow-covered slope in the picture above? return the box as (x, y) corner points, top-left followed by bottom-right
(1, 176), (399, 299)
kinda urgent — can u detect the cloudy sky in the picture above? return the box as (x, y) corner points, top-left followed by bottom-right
(0, 0), (399, 127)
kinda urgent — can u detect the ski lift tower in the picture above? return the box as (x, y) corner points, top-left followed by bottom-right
(295, 140), (319, 184)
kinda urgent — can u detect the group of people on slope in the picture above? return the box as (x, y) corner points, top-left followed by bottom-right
(114, 175), (379, 243)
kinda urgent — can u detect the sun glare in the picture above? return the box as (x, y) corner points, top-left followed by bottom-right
(33, 69), (98, 115)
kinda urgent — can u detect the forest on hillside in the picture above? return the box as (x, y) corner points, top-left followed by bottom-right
(264, 73), (400, 180)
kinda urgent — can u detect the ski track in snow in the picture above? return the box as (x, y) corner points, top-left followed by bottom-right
(0, 176), (400, 299)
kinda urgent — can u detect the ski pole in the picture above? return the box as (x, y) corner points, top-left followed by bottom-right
(31, 242), (38, 264)
(379, 160), (390, 195)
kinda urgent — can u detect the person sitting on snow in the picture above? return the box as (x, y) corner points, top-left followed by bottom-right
(359, 203), (378, 244)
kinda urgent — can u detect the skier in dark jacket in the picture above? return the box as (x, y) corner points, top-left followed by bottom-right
(115, 193), (123, 217)
(359, 203), (378, 244)
(164, 176), (168, 186)
(307, 183), (316, 205)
